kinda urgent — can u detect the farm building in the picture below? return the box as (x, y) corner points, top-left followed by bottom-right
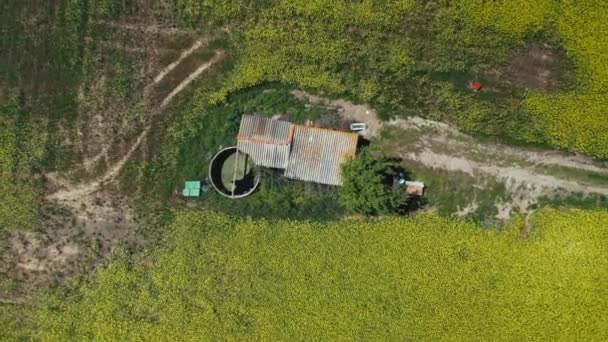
(237, 115), (293, 169)
(236, 115), (358, 186)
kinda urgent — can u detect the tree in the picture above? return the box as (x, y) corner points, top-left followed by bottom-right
(338, 149), (406, 215)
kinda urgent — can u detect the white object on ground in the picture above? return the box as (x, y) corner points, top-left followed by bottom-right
(350, 122), (368, 132)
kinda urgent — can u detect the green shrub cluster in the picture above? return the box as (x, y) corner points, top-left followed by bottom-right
(209, 171), (343, 221)
(339, 149), (406, 215)
(36, 209), (608, 340)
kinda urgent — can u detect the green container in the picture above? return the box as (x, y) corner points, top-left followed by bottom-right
(182, 181), (202, 197)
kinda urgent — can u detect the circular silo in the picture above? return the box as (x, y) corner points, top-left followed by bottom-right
(208, 146), (260, 198)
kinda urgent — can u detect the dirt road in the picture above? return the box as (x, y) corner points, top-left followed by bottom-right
(293, 90), (608, 218)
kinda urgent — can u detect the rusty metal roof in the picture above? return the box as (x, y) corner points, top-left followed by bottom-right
(237, 141), (291, 169)
(237, 115), (294, 169)
(284, 126), (358, 186)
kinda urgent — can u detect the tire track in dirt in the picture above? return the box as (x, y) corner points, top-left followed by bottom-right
(47, 41), (223, 203)
(7, 23), (220, 290)
(90, 19), (194, 36)
(151, 39), (208, 86)
(390, 117), (608, 175)
(160, 51), (224, 107)
(39, 38), (222, 278)
(408, 149), (608, 195)
(77, 38), (211, 171)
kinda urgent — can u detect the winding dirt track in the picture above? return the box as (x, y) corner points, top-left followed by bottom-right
(2, 22), (224, 292)
(406, 150), (608, 195)
(46, 39), (223, 203)
(389, 117), (608, 195)
(151, 38), (208, 86)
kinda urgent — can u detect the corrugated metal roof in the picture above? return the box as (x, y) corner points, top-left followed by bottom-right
(284, 126), (358, 186)
(238, 115), (293, 145)
(237, 115), (294, 169)
(237, 140), (291, 169)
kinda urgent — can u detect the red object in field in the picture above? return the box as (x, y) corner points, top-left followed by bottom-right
(471, 81), (482, 91)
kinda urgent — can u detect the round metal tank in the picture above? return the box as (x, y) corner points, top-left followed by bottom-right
(208, 146), (260, 198)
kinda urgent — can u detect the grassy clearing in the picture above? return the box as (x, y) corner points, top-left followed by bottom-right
(202, 169), (343, 221)
(137, 85), (342, 220)
(402, 161), (507, 222)
(534, 164), (608, 187)
(375, 126), (508, 221)
(535, 192), (608, 211)
(373, 122), (608, 221)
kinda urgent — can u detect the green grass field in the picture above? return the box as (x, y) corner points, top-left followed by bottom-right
(34, 209), (608, 340)
(2, 1), (607, 340)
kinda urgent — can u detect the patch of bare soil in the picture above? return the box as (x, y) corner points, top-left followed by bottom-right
(292, 90), (382, 138)
(90, 19), (195, 36)
(293, 90), (608, 219)
(456, 202), (479, 217)
(507, 43), (561, 90)
(1, 193), (133, 294)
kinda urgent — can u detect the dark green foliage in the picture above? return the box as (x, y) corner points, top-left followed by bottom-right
(206, 169), (343, 221)
(228, 86), (324, 123)
(338, 149), (405, 215)
(139, 85), (340, 220)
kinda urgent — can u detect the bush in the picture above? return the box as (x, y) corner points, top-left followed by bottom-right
(208, 170), (343, 221)
(338, 149), (405, 215)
